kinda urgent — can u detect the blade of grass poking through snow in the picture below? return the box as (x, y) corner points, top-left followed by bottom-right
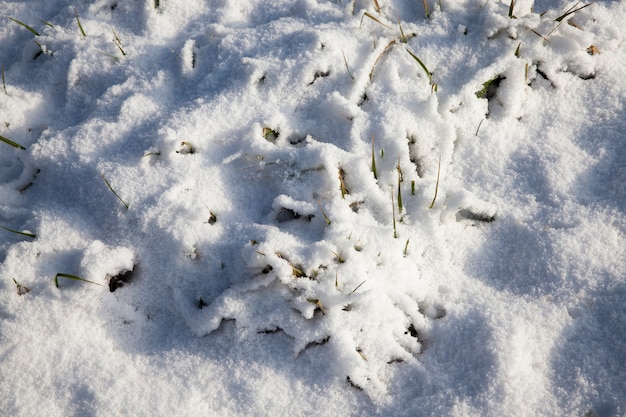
(100, 174), (129, 209)
(405, 47), (432, 85)
(371, 134), (378, 180)
(75, 13), (86, 37)
(391, 188), (397, 238)
(54, 273), (102, 289)
(360, 12), (392, 30)
(351, 280), (366, 293)
(508, 0), (515, 18)
(422, 0), (431, 18)
(1, 225), (36, 238)
(555, 2), (593, 22)
(339, 167), (349, 198)
(0, 135), (26, 150)
(2, 64), (6, 95)
(341, 50), (354, 80)
(369, 40), (395, 81)
(112, 29), (127, 56)
(428, 155), (441, 209)
(39, 19), (54, 28)
(397, 158), (403, 213)
(9, 18), (40, 36)
(315, 199), (331, 225)
(372, 0), (381, 13)
(404, 239), (410, 256)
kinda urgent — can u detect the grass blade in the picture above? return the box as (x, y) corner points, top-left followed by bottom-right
(75, 13), (87, 37)
(9, 17), (40, 36)
(555, 2), (593, 22)
(405, 47), (432, 84)
(372, 0), (381, 13)
(360, 12), (393, 30)
(101, 174), (129, 209)
(391, 188), (397, 238)
(0, 135), (26, 150)
(428, 155), (441, 209)
(2, 64), (7, 95)
(1, 225), (36, 238)
(508, 0), (515, 18)
(341, 50), (354, 80)
(54, 273), (102, 289)
(369, 40), (396, 81)
(371, 134), (378, 180)
(422, 0), (431, 18)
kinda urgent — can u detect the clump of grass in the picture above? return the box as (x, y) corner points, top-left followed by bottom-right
(9, 17), (40, 36)
(428, 155), (441, 209)
(0, 135), (26, 150)
(154, 0), (160, 9)
(371, 134), (378, 180)
(101, 173), (129, 209)
(54, 273), (102, 289)
(332, 250), (345, 264)
(1, 225), (36, 238)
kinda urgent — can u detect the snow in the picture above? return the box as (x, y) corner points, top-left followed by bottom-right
(1, 0), (625, 415)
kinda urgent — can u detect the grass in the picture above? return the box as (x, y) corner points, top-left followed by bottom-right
(555, 2), (593, 22)
(405, 47), (435, 89)
(422, 0), (431, 18)
(112, 29), (127, 56)
(0, 135), (26, 150)
(397, 158), (403, 213)
(371, 134), (378, 180)
(12, 278), (30, 295)
(1, 225), (36, 238)
(339, 167), (349, 198)
(391, 188), (397, 238)
(360, 12), (392, 30)
(9, 17), (40, 36)
(404, 239), (410, 256)
(54, 273), (102, 289)
(428, 155), (441, 209)
(75, 13), (87, 37)
(315, 199), (332, 225)
(100, 173), (129, 209)
(341, 50), (355, 80)
(2, 64), (6, 95)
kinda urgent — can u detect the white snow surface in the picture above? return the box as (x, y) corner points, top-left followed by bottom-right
(1, 0), (625, 415)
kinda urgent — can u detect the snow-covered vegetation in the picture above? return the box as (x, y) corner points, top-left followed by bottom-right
(1, 0), (625, 415)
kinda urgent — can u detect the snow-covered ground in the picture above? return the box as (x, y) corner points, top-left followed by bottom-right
(1, 0), (625, 415)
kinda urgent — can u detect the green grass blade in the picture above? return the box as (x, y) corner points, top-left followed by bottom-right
(428, 155), (441, 209)
(9, 17), (40, 36)
(405, 47), (432, 84)
(101, 174), (129, 209)
(2, 64), (7, 95)
(555, 2), (592, 22)
(371, 134), (378, 180)
(39, 19), (54, 28)
(75, 14), (87, 37)
(0, 135), (26, 150)
(54, 273), (102, 289)
(1, 225), (36, 238)
(391, 189), (397, 238)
